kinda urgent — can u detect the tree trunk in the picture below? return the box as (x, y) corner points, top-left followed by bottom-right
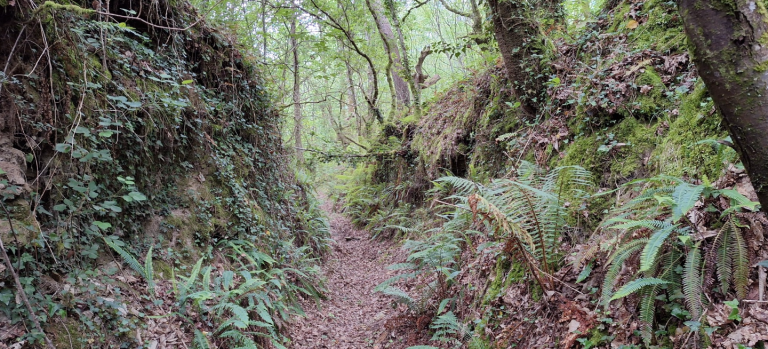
(366, 0), (411, 109)
(290, 14), (303, 165)
(386, 0), (421, 117)
(679, 0), (768, 211)
(488, 0), (546, 117)
(344, 58), (365, 137)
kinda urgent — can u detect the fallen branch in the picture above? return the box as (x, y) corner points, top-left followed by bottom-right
(295, 147), (402, 159)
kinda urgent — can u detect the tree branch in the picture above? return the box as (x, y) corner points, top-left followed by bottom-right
(402, 0), (430, 22)
(0, 200), (56, 349)
(438, 0), (472, 18)
(298, 1), (383, 123)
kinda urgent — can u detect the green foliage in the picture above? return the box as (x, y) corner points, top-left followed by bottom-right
(710, 218), (750, 299)
(104, 237), (155, 294)
(437, 162), (592, 288)
(598, 174), (758, 345)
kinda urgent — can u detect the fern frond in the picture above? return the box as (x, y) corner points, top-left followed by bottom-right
(435, 176), (482, 195)
(380, 286), (414, 308)
(640, 225), (676, 271)
(600, 238), (648, 306)
(683, 244), (704, 320)
(606, 219), (673, 231)
(639, 285), (658, 345)
(671, 182), (705, 222)
(712, 222), (733, 295)
(729, 218), (749, 299)
(610, 278), (670, 301)
(193, 330), (211, 349)
(104, 238), (145, 278)
(145, 246), (155, 295)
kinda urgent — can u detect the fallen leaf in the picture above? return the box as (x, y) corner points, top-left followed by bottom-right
(626, 20), (639, 29)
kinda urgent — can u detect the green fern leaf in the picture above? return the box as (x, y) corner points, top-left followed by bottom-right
(671, 182), (704, 222)
(256, 301), (274, 325)
(380, 286), (414, 307)
(221, 303), (250, 325)
(683, 244), (704, 320)
(181, 257), (204, 297)
(641, 225), (675, 271)
(639, 286), (658, 345)
(193, 330), (211, 349)
(730, 220), (749, 299)
(610, 278), (670, 301)
(145, 246), (155, 294)
(712, 223), (733, 295)
(104, 238), (145, 278)
(601, 238), (647, 306)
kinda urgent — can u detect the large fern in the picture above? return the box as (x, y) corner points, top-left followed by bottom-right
(437, 162), (592, 290)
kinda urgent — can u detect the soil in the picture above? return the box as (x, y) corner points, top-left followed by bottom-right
(288, 200), (400, 349)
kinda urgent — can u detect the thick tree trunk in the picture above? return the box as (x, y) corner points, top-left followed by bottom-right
(366, 0), (411, 109)
(678, 0), (768, 211)
(386, 0), (421, 116)
(488, 0), (545, 117)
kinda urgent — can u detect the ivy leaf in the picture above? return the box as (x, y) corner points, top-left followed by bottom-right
(93, 221), (112, 231)
(129, 191), (147, 201)
(55, 143), (72, 153)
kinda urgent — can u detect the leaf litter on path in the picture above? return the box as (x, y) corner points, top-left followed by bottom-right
(288, 200), (401, 348)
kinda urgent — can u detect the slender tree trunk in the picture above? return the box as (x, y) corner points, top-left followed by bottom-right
(366, 0), (411, 109)
(679, 0), (768, 211)
(344, 58), (364, 137)
(488, 0), (546, 117)
(290, 14), (303, 165)
(261, 0), (268, 56)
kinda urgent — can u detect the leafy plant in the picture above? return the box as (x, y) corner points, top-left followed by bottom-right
(598, 176), (758, 345)
(104, 237), (155, 295)
(437, 161), (592, 289)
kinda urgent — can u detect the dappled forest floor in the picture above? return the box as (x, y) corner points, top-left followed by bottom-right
(288, 199), (404, 348)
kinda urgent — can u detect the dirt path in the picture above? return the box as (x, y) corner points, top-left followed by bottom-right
(288, 201), (399, 348)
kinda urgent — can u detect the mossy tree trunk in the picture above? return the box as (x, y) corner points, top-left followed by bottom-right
(488, 0), (548, 117)
(679, 0), (768, 211)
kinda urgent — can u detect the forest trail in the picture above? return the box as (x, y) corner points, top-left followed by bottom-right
(288, 199), (399, 349)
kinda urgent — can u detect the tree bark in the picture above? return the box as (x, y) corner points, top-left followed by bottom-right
(366, 0), (411, 109)
(290, 14), (303, 165)
(344, 58), (365, 137)
(386, 0), (421, 116)
(679, 0), (768, 211)
(488, 0), (546, 117)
